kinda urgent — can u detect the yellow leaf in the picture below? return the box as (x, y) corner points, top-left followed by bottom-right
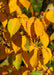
(5, 47), (14, 54)
(22, 70), (30, 75)
(2, 19), (7, 28)
(9, 0), (22, 14)
(50, 32), (54, 41)
(19, 0), (30, 10)
(30, 47), (38, 68)
(46, 11), (54, 23)
(34, 18), (44, 37)
(29, 45), (34, 52)
(46, 48), (52, 61)
(22, 58), (28, 68)
(22, 36), (27, 51)
(11, 42), (20, 54)
(40, 31), (49, 47)
(2, 72), (8, 75)
(49, 67), (53, 71)
(20, 14), (29, 31)
(22, 35), (29, 51)
(42, 47), (51, 65)
(41, 12), (50, 30)
(27, 17), (35, 36)
(8, 18), (21, 37)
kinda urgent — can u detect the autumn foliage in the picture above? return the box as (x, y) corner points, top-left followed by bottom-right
(0, 0), (54, 75)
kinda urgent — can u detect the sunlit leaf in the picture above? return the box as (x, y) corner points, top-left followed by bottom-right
(0, 0), (54, 74)
(34, 18), (44, 37)
(46, 11), (54, 23)
(29, 45), (34, 52)
(22, 70), (29, 75)
(24, 38), (29, 52)
(20, 14), (29, 32)
(8, 18), (21, 37)
(27, 17), (35, 36)
(2, 19), (7, 28)
(22, 35), (29, 51)
(42, 47), (52, 65)
(11, 42), (20, 54)
(30, 47), (38, 68)
(19, 0), (30, 10)
(13, 53), (22, 70)
(9, 0), (22, 14)
(41, 12), (50, 30)
(40, 31), (49, 47)
(22, 35), (27, 51)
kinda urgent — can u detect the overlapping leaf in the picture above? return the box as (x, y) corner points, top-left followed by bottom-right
(8, 18), (21, 37)
(13, 53), (22, 70)
(34, 18), (44, 37)
(40, 31), (49, 47)
(19, 0), (30, 10)
(46, 11), (54, 23)
(9, 0), (22, 14)
(50, 32), (54, 41)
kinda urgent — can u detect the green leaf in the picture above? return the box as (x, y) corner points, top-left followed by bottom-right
(32, 69), (42, 75)
(8, 18), (21, 37)
(11, 13), (15, 17)
(35, 41), (43, 46)
(46, 60), (54, 68)
(22, 8), (30, 16)
(31, 0), (43, 11)
(8, 52), (15, 67)
(13, 54), (22, 70)
(9, 70), (13, 75)
(24, 37), (29, 51)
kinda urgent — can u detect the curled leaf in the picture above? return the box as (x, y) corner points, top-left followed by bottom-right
(27, 17), (35, 37)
